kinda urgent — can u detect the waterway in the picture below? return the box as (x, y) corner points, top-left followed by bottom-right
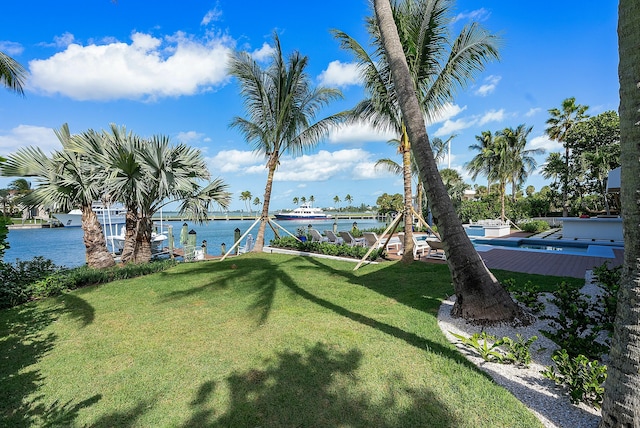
(4, 218), (386, 268)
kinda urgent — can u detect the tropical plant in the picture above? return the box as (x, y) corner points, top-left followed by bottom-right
(372, 0), (523, 322)
(240, 190), (253, 214)
(467, 130), (497, 194)
(0, 124), (116, 268)
(344, 194), (353, 207)
(599, 3), (640, 423)
(0, 51), (27, 96)
(229, 33), (345, 251)
(292, 196), (299, 206)
(545, 97), (589, 216)
(333, 195), (340, 209)
(252, 197), (261, 212)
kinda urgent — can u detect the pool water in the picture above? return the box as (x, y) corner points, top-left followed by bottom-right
(472, 237), (622, 258)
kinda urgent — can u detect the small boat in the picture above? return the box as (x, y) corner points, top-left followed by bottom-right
(53, 201), (126, 228)
(105, 225), (168, 255)
(274, 204), (332, 220)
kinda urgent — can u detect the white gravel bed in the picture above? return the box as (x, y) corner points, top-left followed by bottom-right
(437, 272), (604, 428)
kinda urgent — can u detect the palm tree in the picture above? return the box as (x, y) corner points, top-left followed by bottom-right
(545, 97), (589, 216)
(240, 190), (252, 214)
(335, 0), (499, 264)
(292, 196), (299, 206)
(0, 124), (116, 268)
(333, 195), (341, 210)
(372, 0), (523, 322)
(300, 196), (307, 206)
(496, 124), (544, 203)
(252, 197), (261, 214)
(466, 130), (497, 194)
(0, 51), (27, 96)
(229, 33), (345, 251)
(599, 1), (640, 424)
(344, 194), (353, 209)
(309, 195), (315, 207)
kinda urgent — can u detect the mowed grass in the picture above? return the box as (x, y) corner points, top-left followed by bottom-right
(0, 253), (559, 427)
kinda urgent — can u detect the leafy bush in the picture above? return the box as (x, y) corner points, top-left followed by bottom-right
(542, 349), (607, 408)
(518, 219), (551, 233)
(0, 257), (177, 310)
(592, 261), (621, 332)
(0, 215), (9, 259)
(502, 278), (545, 313)
(540, 282), (608, 360)
(451, 331), (538, 367)
(269, 237), (384, 261)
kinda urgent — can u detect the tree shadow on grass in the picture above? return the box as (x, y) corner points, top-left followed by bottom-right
(183, 342), (461, 427)
(0, 295), (100, 427)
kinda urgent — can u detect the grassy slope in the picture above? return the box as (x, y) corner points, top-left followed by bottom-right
(0, 253), (574, 427)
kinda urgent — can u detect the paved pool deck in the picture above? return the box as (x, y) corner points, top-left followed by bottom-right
(401, 229), (625, 279)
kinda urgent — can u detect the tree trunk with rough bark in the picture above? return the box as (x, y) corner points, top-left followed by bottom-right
(599, 0), (640, 425)
(373, 0), (523, 323)
(401, 126), (415, 264)
(81, 205), (115, 269)
(120, 208), (138, 264)
(253, 154), (278, 252)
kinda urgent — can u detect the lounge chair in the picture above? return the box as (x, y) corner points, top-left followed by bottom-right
(412, 235), (430, 258)
(339, 231), (366, 247)
(309, 229), (328, 243)
(237, 234), (254, 254)
(324, 230), (343, 244)
(363, 232), (402, 252)
(426, 239), (446, 260)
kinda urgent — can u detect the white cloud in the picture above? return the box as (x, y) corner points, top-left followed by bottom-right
(427, 103), (466, 125)
(0, 41), (24, 56)
(251, 42), (274, 61)
(53, 32), (75, 48)
(175, 131), (205, 144)
(478, 109), (505, 125)
(452, 8), (491, 24)
(0, 125), (60, 156)
(433, 117), (476, 137)
(526, 107), (542, 117)
(474, 75), (501, 97)
(207, 149), (263, 173)
(328, 121), (396, 144)
(529, 135), (561, 152)
(201, 8), (222, 26)
(318, 60), (361, 87)
(28, 31), (234, 101)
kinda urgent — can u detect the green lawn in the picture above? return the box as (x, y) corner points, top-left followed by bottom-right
(0, 253), (577, 427)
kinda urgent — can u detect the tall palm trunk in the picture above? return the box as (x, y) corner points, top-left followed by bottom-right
(374, 0), (523, 322)
(599, 0), (640, 424)
(401, 126), (414, 263)
(81, 205), (115, 269)
(253, 154), (277, 252)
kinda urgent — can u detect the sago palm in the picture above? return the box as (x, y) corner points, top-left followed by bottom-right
(229, 33), (345, 251)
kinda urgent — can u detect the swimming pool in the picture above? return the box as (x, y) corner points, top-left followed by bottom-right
(472, 237), (623, 258)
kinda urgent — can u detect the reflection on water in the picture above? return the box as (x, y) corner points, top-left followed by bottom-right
(5, 218), (385, 268)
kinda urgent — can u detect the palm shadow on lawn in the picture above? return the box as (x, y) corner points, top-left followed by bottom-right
(0, 294), (100, 427)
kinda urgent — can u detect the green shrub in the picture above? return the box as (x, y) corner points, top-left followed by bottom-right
(592, 261), (621, 332)
(451, 331), (538, 367)
(518, 220), (550, 233)
(501, 334), (538, 367)
(269, 237), (384, 261)
(502, 278), (545, 313)
(542, 349), (607, 408)
(0, 257), (65, 309)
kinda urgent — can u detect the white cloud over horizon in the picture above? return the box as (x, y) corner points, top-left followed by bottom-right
(328, 121), (395, 144)
(27, 31), (234, 101)
(474, 75), (501, 97)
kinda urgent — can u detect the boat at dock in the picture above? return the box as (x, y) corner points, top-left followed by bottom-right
(53, 201), (126, 227)
(274, 204), (332, 220)
(105, 225), (168, 255)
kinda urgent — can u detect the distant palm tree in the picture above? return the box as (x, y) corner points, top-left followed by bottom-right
(545, 97), (589, 216)
(292, 196), (299, 206)
(333, 195), (340, 210)
(309, 195), (315, 207)
(344, 194), (353, 208)
(466, 130), (497, 195)
(496, 124), (544, 202)
(252, 197), (261, 214)
(240, 190), (252, 214)
(229, 33), (345, 251)
(0, 51), (27, 96)
(1, 124), (115, 268)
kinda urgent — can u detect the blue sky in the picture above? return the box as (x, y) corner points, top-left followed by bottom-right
(0, 1), (619, 211)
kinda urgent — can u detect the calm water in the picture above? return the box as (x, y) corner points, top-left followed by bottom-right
(4, 218), (385, 268)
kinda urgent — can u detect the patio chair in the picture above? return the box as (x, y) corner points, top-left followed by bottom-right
(426, 239), (446, 260)
(237, 234), (254, 254)
(363, 231), (402, 252)
(324, 230), (343, 244)
(309, 229), (328, 243)
(339, 231), (366, 247)
(412, 235), (430, 258)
